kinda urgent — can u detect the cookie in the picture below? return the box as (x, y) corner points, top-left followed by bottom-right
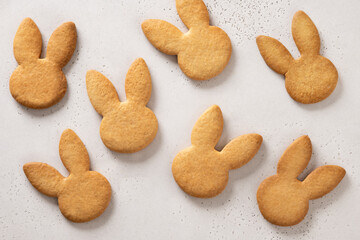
(257, 136), (346, 226)
(86, 58), (158, 153)
(142, 0), (232, 80)
(23, 129), (111, 223)
(172, 105), (262, 198)
(256, 11), (338, 104)
(10, 18), (77, 109)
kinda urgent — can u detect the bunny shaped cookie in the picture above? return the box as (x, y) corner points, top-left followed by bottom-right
(172, 105), (262, 198)
(256, 11), (338, 104)
(23, 129), (111, 223)
(257, 136), (345, 226)
(10, 18), (77, 109)
(86, 58), (158, 153)
(142, 0), (232, 80)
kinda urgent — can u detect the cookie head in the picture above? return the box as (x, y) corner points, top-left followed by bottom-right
(178, 26), (231, 80)
(23, 129), (111, 223)
(142, 0), (231, 80)
(257, 136), (346, 226)
(10, 60), (67, 109)
(256, 11), (338, 104)
(86, 58), (158, 153)
(10, 18), (77, 109)
(285, 55), (338, 103)
(172, 147), (229, 198)
(100, 103), (158, 153)
(257, 175), (309, 226)
(59, 171), (111, 222)
(172, 105), (262, 198)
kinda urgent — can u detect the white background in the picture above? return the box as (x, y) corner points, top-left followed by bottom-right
(1, 0), (359, 239)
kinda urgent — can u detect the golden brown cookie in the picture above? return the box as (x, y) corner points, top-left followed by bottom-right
(256, 11), (338, 104)
(10, 18), (77, 109)
(257, 136), (346, 226)
(86, 58), (158, 153)
(142, 0), (232, 80)
(23, 129), (111, 223)
(172, 105), (262, 198)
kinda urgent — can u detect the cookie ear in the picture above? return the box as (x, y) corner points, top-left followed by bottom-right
(125, 58), (152, 105)
(176, 0), (209, 28)
(191, 105), (223, 149)
(86, 70), (120, 116)
(13, 18), (42, 64)
(221, 134), (263, 170)
(23, 162), (64, 197)
(292, 11), (320, 56)
(303, 165), (346, 200)
(256, 35), (294, 74)
(277, 136), (312, 178)
(142, 19), (183, 55)
(46, 22), (77, 68)
(59, 129), (90, 175)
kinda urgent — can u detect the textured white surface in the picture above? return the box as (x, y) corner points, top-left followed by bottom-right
(0, 0), (359, 239)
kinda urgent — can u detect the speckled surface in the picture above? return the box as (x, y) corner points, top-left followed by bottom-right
(0, 0), (359, 239)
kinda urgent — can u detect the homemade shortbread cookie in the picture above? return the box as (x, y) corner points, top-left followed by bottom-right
(86, 58), (158, 153)
(142, 0), (232, 80)
(23, 129), (111, 223)
(172, 105), (262, 198)
(257, 136), (345, 226)
(256, 11), (338, 104)
(10, 18), (77, 108)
